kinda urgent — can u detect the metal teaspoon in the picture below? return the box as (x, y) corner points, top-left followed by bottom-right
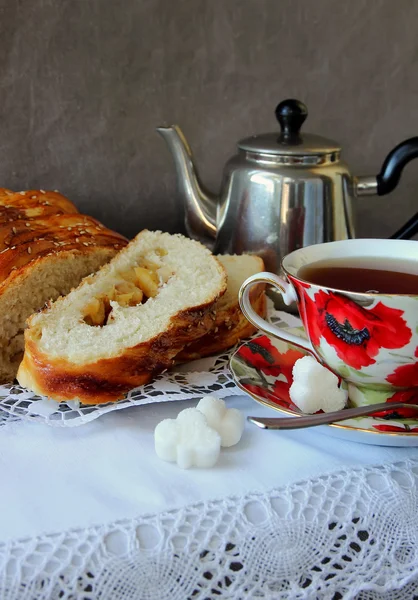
(248, 401), (418, 430)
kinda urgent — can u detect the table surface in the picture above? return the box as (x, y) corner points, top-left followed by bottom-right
(2, 392), (418, 600)
(2, 394), (416, 543)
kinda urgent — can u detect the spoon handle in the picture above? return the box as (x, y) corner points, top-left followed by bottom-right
(248, 402), (418, 430)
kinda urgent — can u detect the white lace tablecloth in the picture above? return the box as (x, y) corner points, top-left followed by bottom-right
(1, 392), (418, 599)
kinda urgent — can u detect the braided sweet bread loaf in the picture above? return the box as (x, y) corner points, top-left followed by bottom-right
(0, 189), (127, 382)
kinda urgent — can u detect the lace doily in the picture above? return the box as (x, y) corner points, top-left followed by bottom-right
(1, 459), (417, 599)
(0, 301), (287, 428)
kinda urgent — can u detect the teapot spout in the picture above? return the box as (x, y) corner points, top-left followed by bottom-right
(157, 125), (217, 246)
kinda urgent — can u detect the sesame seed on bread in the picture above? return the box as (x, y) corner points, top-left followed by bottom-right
(0, 189), (127, 382)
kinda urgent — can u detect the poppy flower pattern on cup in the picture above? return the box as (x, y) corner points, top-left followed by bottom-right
(386, 347), (418, 388)
(293, 287), (412, 370)
(370, 388), (418, 420)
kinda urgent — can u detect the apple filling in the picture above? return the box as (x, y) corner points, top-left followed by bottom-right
(83, 252), (173, 327)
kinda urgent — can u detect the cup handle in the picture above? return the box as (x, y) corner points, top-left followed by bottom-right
(239, 272), (315, 353)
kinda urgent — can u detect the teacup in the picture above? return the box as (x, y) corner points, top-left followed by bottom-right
(239, 239), (418, 406)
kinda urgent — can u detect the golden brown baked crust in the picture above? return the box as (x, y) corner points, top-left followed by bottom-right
(0, 189), (128, 383)
(19, 303), (220, 405)
(0, 189), (127, 287)
(176, 281), (266, 361)
(0, 213), (126, 287)
(0, 189), (78, 222)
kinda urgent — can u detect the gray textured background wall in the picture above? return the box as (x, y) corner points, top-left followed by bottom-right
(0, 0), (417, 239)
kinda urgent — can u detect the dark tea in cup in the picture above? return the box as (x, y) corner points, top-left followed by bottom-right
(298, 257), (418, 295)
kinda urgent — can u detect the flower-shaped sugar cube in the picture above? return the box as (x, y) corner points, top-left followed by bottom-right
(289, 355), (348, 414)
(196, 396), (245, 447)
(154, 408), (221, 469)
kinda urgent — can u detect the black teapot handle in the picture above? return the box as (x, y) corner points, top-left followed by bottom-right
(376, 138), (418, 240)
(389, 211), (418, 240)
(377, 137), (418, 195)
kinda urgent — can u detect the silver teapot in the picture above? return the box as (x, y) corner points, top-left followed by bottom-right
(158, 99), (418, 273)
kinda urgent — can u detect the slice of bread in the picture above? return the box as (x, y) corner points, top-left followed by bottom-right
(17, 230), (227, 404)
(176, 254), (266, 361)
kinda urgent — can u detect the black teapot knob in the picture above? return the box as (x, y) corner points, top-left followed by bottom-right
(275, 99), (308, 141)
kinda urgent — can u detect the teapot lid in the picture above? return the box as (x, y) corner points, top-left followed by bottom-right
(238, 99), (341, 157)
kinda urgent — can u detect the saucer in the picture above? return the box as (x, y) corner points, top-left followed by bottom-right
(230, 329), (418, 447)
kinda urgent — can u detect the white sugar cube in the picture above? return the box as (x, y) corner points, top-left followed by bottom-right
(154, 408), (221, 469)
(289, 356), (348, 414)
(197, 396), (245, 447)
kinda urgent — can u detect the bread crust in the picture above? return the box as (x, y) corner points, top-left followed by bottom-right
(0, 214), (126, 287)
(0, 189), (78, 221)
(18, 302), (221, 405)
(176, 281), (266, 361)
(0, 189), (128, 383)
